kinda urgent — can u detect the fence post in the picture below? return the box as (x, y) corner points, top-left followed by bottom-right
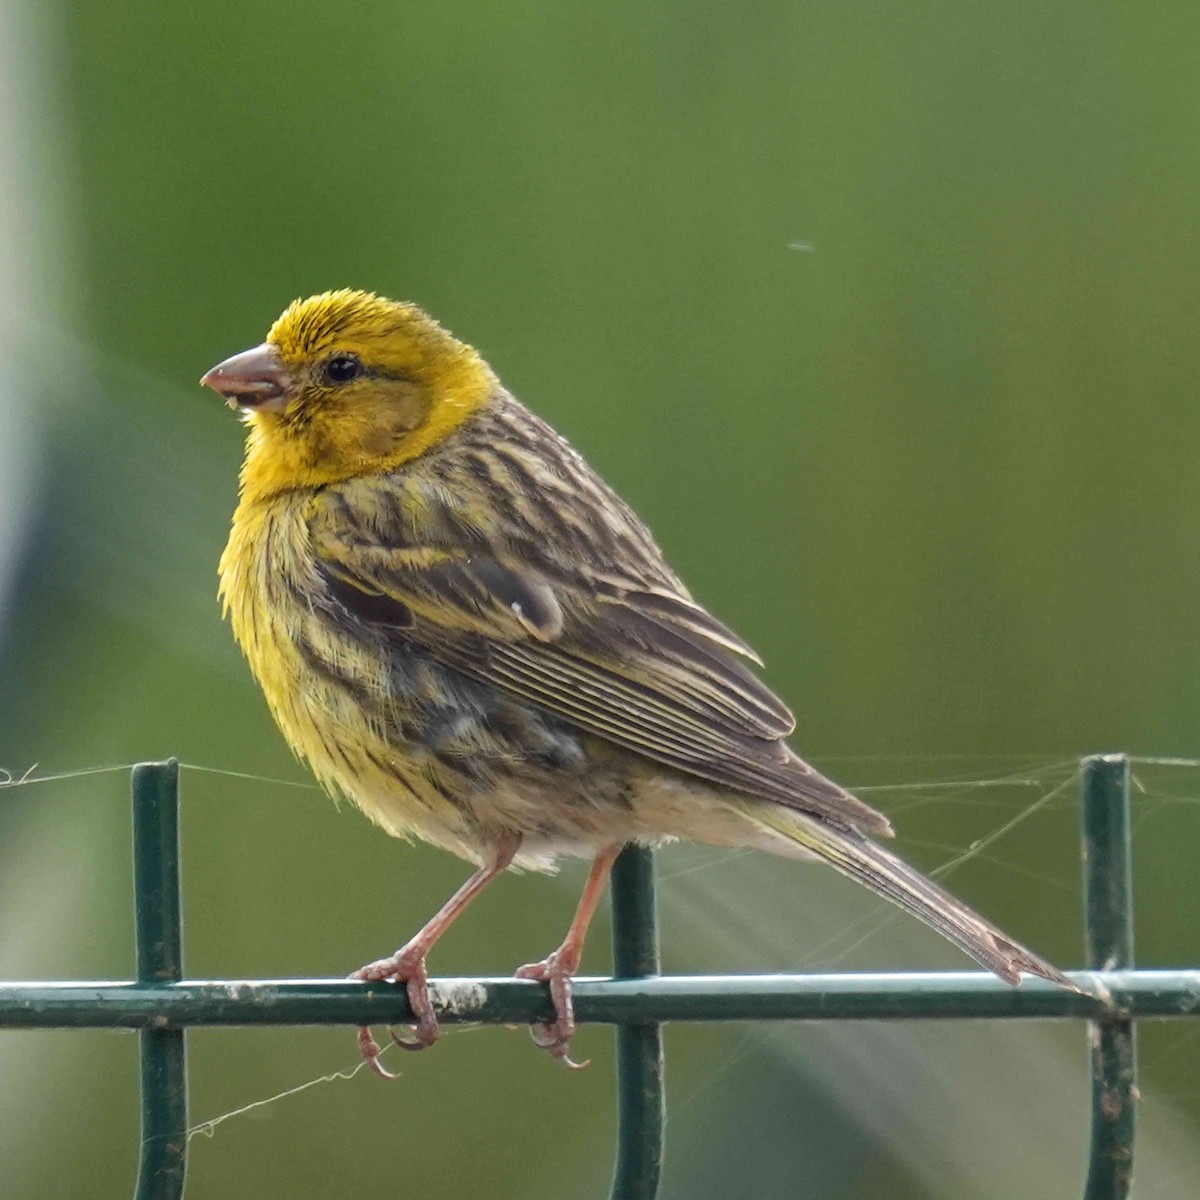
(132, 760), (188, 1200)
(1081, 754), (1136, 1200)
(609, 846), (665, 1200)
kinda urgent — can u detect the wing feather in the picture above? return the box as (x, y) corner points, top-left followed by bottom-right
(309, 475), (890, 836)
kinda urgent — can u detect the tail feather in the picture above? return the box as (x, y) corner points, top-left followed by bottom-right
(742, 803), (1084, 994)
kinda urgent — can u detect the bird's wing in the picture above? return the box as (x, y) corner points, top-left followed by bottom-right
(309, 482), (890, 834)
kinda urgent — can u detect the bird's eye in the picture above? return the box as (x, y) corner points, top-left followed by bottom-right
(323, 353), (363, 385)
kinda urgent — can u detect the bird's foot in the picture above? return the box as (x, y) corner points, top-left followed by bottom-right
(350, 944), (439, 1079)
(514, 950), (589, 1070)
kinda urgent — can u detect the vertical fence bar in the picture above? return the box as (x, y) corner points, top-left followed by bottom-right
(609, 846), (665, 1200)
(1081, 754), (1136, 1200)
(132, 760), (188, 1200)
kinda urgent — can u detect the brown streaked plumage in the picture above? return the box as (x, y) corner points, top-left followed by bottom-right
(205, 289), (1080, 1074)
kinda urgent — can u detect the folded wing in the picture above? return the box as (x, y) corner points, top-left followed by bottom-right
(310, 482), (891, 836)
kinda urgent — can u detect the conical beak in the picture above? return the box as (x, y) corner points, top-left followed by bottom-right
(200, 343), (293, 411)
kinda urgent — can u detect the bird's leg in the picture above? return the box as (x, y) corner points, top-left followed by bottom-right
(514, 843), (623, 1069)
(352, 836), (520, 1079)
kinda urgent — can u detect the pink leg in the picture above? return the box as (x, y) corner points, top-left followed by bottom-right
(352, 837), (520, 1079)
(515, 843), (623, 1069)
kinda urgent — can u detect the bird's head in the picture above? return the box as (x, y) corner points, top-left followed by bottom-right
(202, 289), (494, 496)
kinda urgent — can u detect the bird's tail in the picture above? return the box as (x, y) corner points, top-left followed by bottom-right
(738, 801), (1084, 994)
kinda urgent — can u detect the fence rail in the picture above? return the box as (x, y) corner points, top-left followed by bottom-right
(0, 754), (1193, 1199)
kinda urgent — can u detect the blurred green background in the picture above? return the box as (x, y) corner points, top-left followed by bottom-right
(2, 3), (1199, 1197)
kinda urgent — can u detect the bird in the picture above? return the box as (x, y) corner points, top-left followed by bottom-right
(203, 288), (1079, 1074)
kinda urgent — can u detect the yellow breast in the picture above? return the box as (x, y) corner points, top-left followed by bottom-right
(217, 492), (466, 848)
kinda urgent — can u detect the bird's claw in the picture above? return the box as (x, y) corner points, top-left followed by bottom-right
(357, 1025), (401, 1080)
(528, 1023), (590, 1070)
(351, 947), (440, 1078)
(515, 952), (589, 1069)
(388, 1022), (438, 1051)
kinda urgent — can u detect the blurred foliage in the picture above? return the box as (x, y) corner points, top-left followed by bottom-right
(2, 2), (1200, 1198)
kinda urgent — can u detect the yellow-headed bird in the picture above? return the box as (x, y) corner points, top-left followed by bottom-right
(205, 289), (1076, 1074)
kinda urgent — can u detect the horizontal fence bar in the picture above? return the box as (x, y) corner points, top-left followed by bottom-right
(2, 970), (1198, 1029)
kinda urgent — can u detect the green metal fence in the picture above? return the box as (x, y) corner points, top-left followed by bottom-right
(2, 753), (1198, 1199)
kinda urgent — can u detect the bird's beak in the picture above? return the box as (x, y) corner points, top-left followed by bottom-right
(200, 343), (294, 412)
